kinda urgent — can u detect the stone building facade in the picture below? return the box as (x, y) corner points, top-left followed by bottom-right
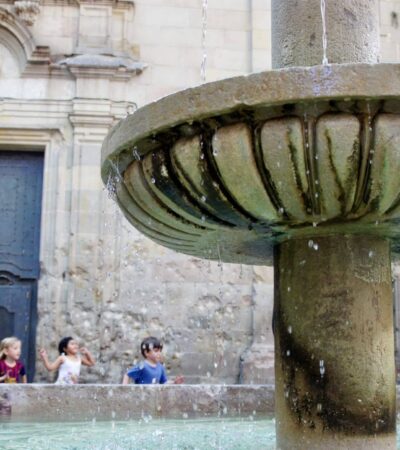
(0, 0), (399, 384)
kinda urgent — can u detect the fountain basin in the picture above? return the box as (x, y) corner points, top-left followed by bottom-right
(102, 63), (400, 264)
(3, 385), (400, 449)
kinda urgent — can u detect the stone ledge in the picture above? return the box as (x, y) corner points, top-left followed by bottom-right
(2, 385), (399, 422)
(0, 384), (275, 421)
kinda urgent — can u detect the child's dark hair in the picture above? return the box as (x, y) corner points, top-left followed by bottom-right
(141, 336), (163, 358)
(58, 336), (73, 355)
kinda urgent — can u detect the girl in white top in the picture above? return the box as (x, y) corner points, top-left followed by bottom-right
(39, 337), (95, 385)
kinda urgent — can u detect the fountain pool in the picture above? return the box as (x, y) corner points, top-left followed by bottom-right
(4, 418), (400, 449)
(0, 384), (275, 449)
(0, 418), (275, 450)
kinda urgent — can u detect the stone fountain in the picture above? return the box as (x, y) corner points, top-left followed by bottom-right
(101, 1), (398, 448)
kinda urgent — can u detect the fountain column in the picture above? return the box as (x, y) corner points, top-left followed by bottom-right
(271, 0), (380, 68)
(271, 1), (396, 448)
(274, 236), (396, 449)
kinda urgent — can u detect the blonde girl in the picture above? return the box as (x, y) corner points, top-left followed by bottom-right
(0, 337), (27, 383)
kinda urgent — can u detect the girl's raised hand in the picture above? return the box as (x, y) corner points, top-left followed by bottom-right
(173, 375), (185, 384)
(39, 348), (47, 359)
(80, 347), (95, 366)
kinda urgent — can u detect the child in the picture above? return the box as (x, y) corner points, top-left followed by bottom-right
(122, 336), (184, 385)
(39, 336), (95, 385)
(0, 337), (27, 383)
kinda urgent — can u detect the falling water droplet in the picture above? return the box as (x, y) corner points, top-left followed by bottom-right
(132, 146), (141, 160)
(319, 359), (325, 376)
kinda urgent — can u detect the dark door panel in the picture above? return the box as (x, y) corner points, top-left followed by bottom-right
(0, 152), (44, 278)
(0, 151), (44, 381)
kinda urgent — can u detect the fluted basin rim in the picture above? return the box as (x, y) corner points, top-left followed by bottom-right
(102, 63), (400, 182)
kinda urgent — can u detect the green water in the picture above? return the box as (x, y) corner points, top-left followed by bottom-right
(1, 418), (400, 449)
(0, 418), (275, 450)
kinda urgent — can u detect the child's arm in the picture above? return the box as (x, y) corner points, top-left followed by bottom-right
(21, 374), (27, 383)
(39, 349), (64, 371)
(80, 347), (95, 367)
(0, 373), (9, 382)
(122, 373), (131, 384)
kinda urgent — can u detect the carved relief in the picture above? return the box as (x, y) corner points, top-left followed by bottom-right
(13, 1), (41, 26)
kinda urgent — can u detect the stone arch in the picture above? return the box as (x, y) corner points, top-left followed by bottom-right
(0, 7), (36, 73)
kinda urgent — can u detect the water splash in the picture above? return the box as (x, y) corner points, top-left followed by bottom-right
(106, 172), (120, 201)
(320, 0), (328, 65)
(200, 0), (208, 82)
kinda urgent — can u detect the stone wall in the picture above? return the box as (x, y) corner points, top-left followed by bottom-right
(0, 0), (399, 385)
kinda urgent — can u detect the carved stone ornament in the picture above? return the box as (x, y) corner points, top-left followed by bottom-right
(13, 1), (41, 26)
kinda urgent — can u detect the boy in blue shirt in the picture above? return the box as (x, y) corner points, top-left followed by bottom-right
(122, 336), (184, 384)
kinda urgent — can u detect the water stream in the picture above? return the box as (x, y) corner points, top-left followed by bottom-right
(320, 0), (328, 65)
(200, 0), (208, 82)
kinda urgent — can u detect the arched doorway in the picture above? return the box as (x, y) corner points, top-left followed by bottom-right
(0, 151), (44, 381)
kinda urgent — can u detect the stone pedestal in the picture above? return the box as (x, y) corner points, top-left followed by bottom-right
(274, 235), (396, 449)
